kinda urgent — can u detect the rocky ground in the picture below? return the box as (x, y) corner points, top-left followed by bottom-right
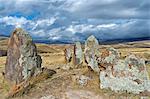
(0, 39), (150, 99)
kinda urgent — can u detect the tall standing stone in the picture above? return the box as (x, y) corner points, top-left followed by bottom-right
(84, 35), (100, 72)
(64, 48), (72, 63)
(73, 42), (83, 66)
(5, 28), (42, 85)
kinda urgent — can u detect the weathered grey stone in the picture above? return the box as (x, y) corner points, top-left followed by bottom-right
(5, 28), (42, 85)
(99, 47), (120, 64)
(64, 48), (72, 63)
(124, 54), (149, 81)
(73, 75), (91, 86)
(98, 47), (120, 71)
(73, 42), (83, 66)
(100, 53), (150, 94)
(84, 35), (100, 72)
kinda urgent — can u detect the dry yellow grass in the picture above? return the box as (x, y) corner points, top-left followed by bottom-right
(0, 40), (150, 99)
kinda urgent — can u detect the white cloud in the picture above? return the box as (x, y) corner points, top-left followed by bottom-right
(32, 17), (57, 30)
(0, 0), (149, 42)
(31, 30), (46, 37)
(66, 23), (118, 34)
(0, 16), (31, 28)
(97, 24), (118, 29)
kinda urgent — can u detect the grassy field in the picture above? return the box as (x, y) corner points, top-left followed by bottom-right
(0, 40), (150, 99)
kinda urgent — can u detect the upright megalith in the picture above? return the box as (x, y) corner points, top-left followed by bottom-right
(84, 35), (100, 72)
(5, 28), (42, 85)
(73, 42), (83, 66)
(64, 48), (72, 63)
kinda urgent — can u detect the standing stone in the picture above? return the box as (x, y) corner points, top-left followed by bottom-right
(124, 54), (149, 81)
(64, 48), (72, 63)
(98, 47), (120, 71)
(84, 35), (100, 72)
(73, 42), (83, 66)
(5, 28), (42, 85)
(101, 47), (120, 64)
(100, 53), (150, 94)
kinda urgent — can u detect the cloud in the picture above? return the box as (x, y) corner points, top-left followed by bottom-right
(63, 0), (150, 19)
(32, 17), (57, 30)
(0, 0), (149, 42)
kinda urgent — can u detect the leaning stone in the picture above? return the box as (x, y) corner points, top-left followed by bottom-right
(84, 35), (100, 72)
(5, 28), (42, 85)
(73, 42), (83, 66)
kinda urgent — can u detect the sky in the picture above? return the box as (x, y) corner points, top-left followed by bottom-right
(0, 0), (150, 43)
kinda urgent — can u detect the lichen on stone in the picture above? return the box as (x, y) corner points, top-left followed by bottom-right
(73, 42), (83, 66)
(5, 28), (42, 84)
(84, 35), (100, 72)
(99, 52), (150, 94)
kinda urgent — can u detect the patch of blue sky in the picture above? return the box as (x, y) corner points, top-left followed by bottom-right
(9, 11), (40, 20)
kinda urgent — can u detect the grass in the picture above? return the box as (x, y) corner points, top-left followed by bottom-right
(0, 40), (150, 98)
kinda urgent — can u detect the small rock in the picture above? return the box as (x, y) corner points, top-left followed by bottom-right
(74, 75), (91, 86)
(40, 95), (56, 99)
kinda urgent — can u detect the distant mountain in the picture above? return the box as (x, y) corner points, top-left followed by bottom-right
(99, 37), (150, 45)
(33, 37), (150, 44)
(0, 34), (8, 40)
(33, 39), (73, 44)
(0, 34), (9, 37)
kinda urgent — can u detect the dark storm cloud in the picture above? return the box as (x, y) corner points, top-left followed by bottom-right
(66, 0), (150, 19)
(0, 0), (149, 42)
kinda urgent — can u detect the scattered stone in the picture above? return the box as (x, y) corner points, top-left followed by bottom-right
(40, 95), (56, 99)
(64, 48), (72, 63)
(0, 50), (7, 57)
(84, 35), (100, 73)
(73, 75), (91, 86)
(5, 28), (42, 85)
(62, 64), (72, 70)
(73, 42), (83, 66)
